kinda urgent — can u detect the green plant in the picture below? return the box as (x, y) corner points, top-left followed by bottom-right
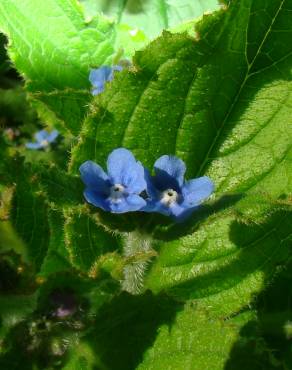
(0, 1), (291, 369)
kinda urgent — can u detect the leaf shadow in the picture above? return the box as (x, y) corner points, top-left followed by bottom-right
(100, 0), (151, 15)
(163, 208), (291, 303)
(224, 319), (272, 370)
(86, 291), (183, 370)
(224, 260), (292, 370)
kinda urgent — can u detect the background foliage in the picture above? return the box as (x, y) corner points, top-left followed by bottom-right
(0, 0), (291, 369)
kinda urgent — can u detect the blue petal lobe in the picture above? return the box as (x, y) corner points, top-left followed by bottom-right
(35, 129), (48, 142)
(141, 199), (157, 213)
(113, 65), (123, 72)
(171, 204), (198, 222)
(108, 194), (146, 213)
(124, 161), (146, 193)
(108, 65), (123, 81)
(144, 168), (159, 199)
(83, 189), (110, 211)
(125, 194), (146, 211)
(153, 155), (186, 190)
(89, 66), (112, 86)
(169, 202), (186, 218)
(92, 86), (105, 95)
(89, 66), (122, 95)
(79, 160), (109, 193)
(108, 194), (145, 213)
(107, 148), (146, 193)
(182, 176), (214, 207)
(47, 130), (59, 143)
(142, 200), (171, 217)
(26, 142), (43, 150)
(108, 199), (128, 213)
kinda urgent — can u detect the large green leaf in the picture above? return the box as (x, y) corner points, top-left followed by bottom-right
(0, 0), (116, 134)
(71, 0), (292, 315)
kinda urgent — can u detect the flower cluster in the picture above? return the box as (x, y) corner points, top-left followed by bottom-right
(89, 65), (123, 95)
(80, 148), (214, 222)
(26, 129), (58, 150)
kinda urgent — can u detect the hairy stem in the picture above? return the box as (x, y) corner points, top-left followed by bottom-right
(121, 231), (154, 295)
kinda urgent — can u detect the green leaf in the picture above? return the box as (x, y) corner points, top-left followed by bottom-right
(64, 207), (120, 272)
(0, 0), (116, 134)
(80, 0), (220, 39)
(145, 203), (291, 315)
(38, 164), (84, 207)
(71, 0), (292, 315)
(9, 160), (50, 271)
(38, 210), (71, 278)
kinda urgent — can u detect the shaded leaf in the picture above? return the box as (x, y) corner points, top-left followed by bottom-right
(0, 0), (116, 133)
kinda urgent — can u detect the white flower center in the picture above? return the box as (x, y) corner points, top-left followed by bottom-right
(160, 188), (179, 206)
(109, 184), (125, 202)
(40, 139), (49, 147)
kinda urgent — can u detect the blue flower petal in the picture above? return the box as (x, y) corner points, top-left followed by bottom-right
(89, 66), (123, 95)
(125, 194), (146, 211)
(153, 155), (186, 190)
(35, 129), (48, 142)
(47, 130), (59, 143)
(113, 65), (123, 72)
(182, 176), (214, 207)
(92, 86), (105, 95)
(141, 199), (157, 213)
(142, 199), (171, 216)
(109, 194), (146, 213)
(171, 205), (198, 222)
(83, 189), (110, 211)
(108, 199), (128, 213)
(26, 142), (43, 150)
(89, 67), (112, 87)
(79, 160), (109, 193)
(144, 168), (159, 199)
(107, 65), (123, 81)
(168, 202), (186, 218)
(107, 148), (146, 193)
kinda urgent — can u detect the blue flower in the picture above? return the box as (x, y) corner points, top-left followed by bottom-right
(26, 129), (59, 150)
(79, 148), (147, 213)
(143, 155), (214, 221)
(89, 65), (123, 95)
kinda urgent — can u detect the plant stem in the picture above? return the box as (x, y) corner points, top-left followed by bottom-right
(121, 231), (154, 295)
